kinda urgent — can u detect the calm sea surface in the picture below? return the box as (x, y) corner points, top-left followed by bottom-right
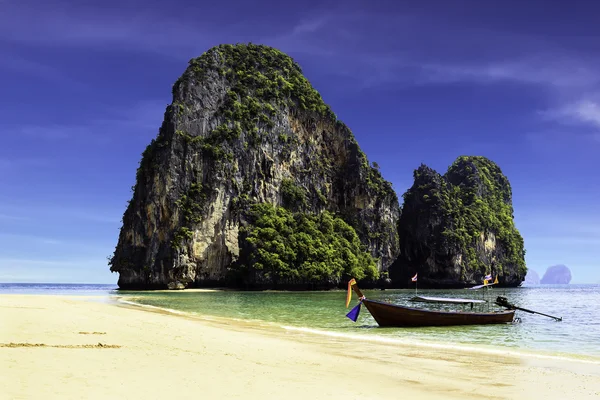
(3, 283), (599, 360)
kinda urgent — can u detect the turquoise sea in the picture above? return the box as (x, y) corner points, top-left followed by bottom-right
(3, 283), (599, 361)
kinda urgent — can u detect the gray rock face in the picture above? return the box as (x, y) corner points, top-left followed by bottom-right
(524, 269), (540, 285)
(167, 281), (185, 290)
(540, 265), (572, 284)
(389, 157), (526, 288)
(108, 44), (400, 290)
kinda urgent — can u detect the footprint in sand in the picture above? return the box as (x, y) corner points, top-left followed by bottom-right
(1, 343), (121, 348)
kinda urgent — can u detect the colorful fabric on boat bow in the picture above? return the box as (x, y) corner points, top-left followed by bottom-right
(346, 301), (362, 322)
(345, 278), (364, 322)
(346, 278), (356, 308)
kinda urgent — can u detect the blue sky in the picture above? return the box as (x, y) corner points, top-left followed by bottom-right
(1, 0), (599, 284)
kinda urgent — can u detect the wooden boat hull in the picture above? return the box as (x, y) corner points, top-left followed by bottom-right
(362, 299), (515, 327)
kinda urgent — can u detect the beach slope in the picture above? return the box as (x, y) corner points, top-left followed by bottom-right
(1, 294), (599, 399)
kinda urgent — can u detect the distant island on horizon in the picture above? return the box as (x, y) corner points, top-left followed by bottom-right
(524, 264), (573, 285)
(107, 43), (527, 291)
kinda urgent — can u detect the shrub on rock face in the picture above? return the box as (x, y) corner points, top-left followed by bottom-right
(108, 44), (527, 291)
(391, 156), (526, 287)
(230, 203), (379, 288)
(109, 43), (400, 290)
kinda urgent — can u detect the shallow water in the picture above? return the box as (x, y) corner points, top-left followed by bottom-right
(122, 284), (600, 359)
(3, 282), (599, 359)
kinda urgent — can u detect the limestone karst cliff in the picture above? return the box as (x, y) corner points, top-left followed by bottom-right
(108, 43), (400, 289)
(389, 156), (527, 288)
(109, 44), (528, 290)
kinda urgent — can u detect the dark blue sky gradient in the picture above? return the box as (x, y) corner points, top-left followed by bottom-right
(1, 0), (599, 283)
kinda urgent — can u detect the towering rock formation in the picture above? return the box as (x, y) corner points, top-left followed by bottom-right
(390, 156), (527, 287)
(108, 44), (400, 289)
(540, 265), (572, 284)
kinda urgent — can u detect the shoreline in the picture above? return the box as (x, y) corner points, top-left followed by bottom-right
(4, 288), (598, 362)
(2, 293), (600, 399)
(117, 295), (600, 365)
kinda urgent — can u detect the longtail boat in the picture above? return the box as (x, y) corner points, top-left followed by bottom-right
(345, 279), (515, 327)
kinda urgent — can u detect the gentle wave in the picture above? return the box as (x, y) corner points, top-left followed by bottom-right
(116, 298), (190, 316)
(116, 297), (282, 328)
(119, 296), (600, 365)
(279, 325), (600, 365)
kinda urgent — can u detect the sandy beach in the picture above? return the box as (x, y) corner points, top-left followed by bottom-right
(1, 294), (599, 400)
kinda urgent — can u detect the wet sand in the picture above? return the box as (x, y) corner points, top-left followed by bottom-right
(1, 294), (599, 399)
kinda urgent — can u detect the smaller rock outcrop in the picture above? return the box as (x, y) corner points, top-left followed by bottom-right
(540, 265), (572, 284)
(524, 269), (540, 285)
(390, 156), (526, 288)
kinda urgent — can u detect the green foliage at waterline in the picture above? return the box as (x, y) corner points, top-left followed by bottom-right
(231, 203), (379, 287)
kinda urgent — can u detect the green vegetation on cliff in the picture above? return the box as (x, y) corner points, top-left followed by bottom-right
(444, 156), (525, 275)
(171, 43), (335, 157)
(169, 43), (397, 284)
(398, 156), (526, 283)
(116, 43), (530, 290)
(176, 43), (335, 117)
(230, 203), (379, 287)
(171, 44), (395, 199)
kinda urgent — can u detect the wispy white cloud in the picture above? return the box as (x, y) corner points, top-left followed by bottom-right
(0, 232), (117, 263)
(290, 17), (330, 36)
(0, 213), (29, 221)
(415, 58), (600, 89)
(0, 257), (115, 283)
(542, 99), (600, 129)
(0, 258), (82, 267)
(95, 100), (168, 132)
(526, 236), (600, 246)
(19, 125), (72, 140)
(12, 99), (167, 143)
(266, 12), (569, 85)
(524, 129), (600, 150)
(3, 4), (599, 147)
(65, 210), (120, 224)
(0, 2), (229, 58)
(267, 10), (600, 147)
(0, 233), (64, 245)
(576, 101), (600, 127)
(325, 56), (600, 93)
(0, 201), (121, 225)
(0, 54), (88, 89)
(0, 157), (51, 172)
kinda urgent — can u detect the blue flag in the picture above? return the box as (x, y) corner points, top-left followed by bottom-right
(346, 302), (362, 322)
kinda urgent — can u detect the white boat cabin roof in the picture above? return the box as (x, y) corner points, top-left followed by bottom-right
(410, 296), (487, 304)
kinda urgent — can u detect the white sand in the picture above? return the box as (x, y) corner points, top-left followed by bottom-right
(1, 294), (599, 399)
